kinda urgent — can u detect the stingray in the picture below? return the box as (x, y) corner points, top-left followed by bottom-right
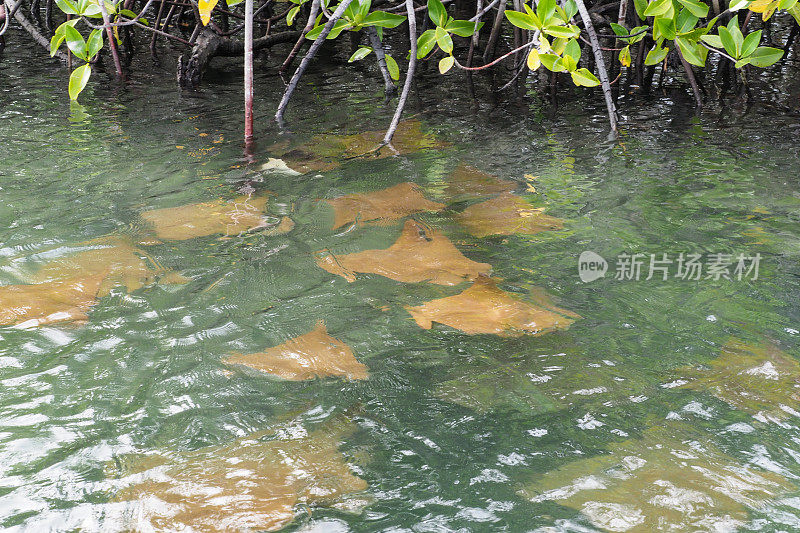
(444, 164), (517, 200)
(316, 220), (491, 285)
(456, 193), (564, 238)
(31, 236), (188, 296)
(224, 321), (368, 381)
(0, 275), (104, 327)
(523, 421), (792, 532)
(325, 182), (445, 230)
(110, 420), (367, 532)
(140, 195), (287, 240)
(271, 120), (448, 174)
(678, 339), (800, 422)
(405, 277), (578, 337)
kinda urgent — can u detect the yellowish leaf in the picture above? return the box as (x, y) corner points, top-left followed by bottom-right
(538, 35), (551, 53)
(527, 48), (541, 70)
(198, 0), (218, 25)
(439, 55), (455, 74)
(748, 0), (772, 12)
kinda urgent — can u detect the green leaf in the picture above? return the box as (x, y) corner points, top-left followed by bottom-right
(118, 8), (137, 17)
(435, 26), (453, 54)
(564, 0), (578, 18)
(728, 0), (750, 9)
(741, 29), (761, 57)
(746, 45), (783, 66)
(82, 2), (102, 17)
(438, 55), (455, 74)
(677, 0), (709, 16)
(676, 8), (699, 33)
(543, 24), (579, 38)
(363, 11), (406, 28)
(676, 35), (706, 65)
(610, 22), (629, 36)
(655, 16), (676, 40)
(619, 44), (632, 66)
(287, 5), (300, 25)
(645, 43), (669, 64)
(416, 29), (437, 58)
(628, 24), (649, 43)
(551, 36), (568, 54)
(445, 19), (481, 36)
(327, 19), (352, 39)
(427, 0), (447, 26)
(788, 3), (800, 24)
(64, 24), (87, 60)
(357, 0), (371, 18)
(539, 52), (563, 71)
(50, 20), (76, 56)
(55, 0), (79, 14)
(348, 46), (372, 62)
(50, 34), (65, 57)
(563, 38), (581, 61)
(385, 53), (400, 80)
(537, 0), (557, 20)
(505, 10), (540, 30)
(727, 16), (744, 56)
(700, 33), (723, 47)
(570, 67), (601, 86)
(559, 54), (577, 71)
(645, 0), (673, 17)
(68, 63), (91, 100)
(85, 28), (103, 58)
(305, 25), (323, 39)
(718, 26), (738, 57)
(634, 0), (649, 19)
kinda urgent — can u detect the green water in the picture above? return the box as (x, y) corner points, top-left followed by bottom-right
(3, 28), (800, 532)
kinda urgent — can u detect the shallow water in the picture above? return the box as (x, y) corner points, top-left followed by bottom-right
(2, 27), (800, 532)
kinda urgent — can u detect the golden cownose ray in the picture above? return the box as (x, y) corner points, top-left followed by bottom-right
(325, 182), (445, 230)
(140, 195), (292, 241)
(269, 120), (448, 174)
(444, 164), (517, 200)
(110, 421), (368, 532)
(456, 192), (564, 238)
(224, 321), (368, 381)
(316, 220), (491, 285)
(0, 275), (104, 327)
(522, 423), (793, 532)
(678, 339), (800, 422)
(404, 277), (578, 337)
(31, 236), (188, 296)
